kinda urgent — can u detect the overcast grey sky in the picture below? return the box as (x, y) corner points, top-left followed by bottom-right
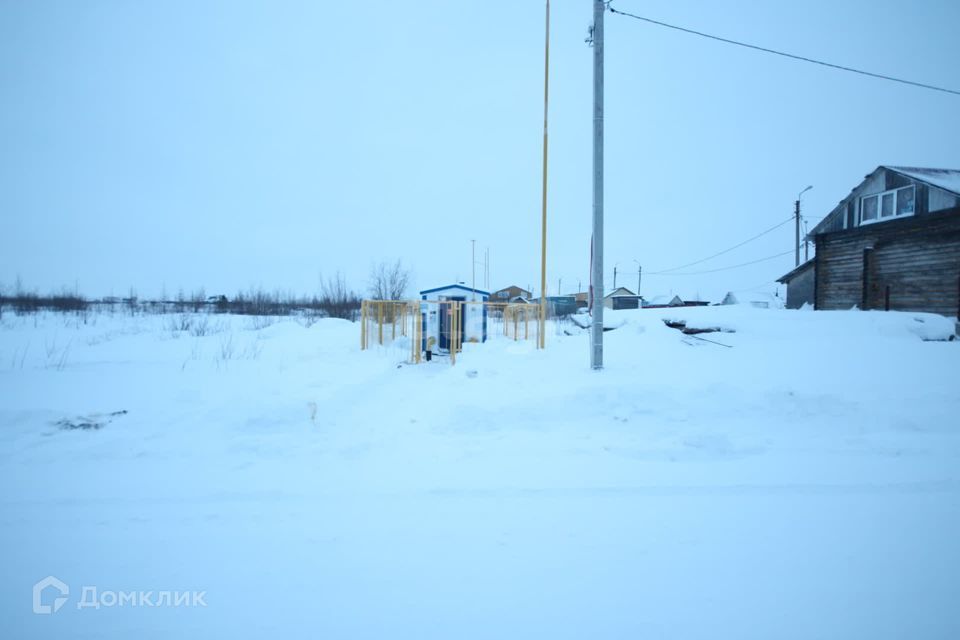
(2, 0), (958, 301)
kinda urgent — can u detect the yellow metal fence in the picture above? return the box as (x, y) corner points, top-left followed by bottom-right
(360, 300), (541, 365)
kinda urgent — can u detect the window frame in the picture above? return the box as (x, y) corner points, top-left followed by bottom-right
(859, 185), (916, 227)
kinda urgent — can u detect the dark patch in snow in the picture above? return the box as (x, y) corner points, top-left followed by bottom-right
(663, 318), (735, 335)
(56, 410), (128, 431)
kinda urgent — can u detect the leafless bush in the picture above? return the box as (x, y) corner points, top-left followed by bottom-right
(166, 314), (194, 334)
(43, 338), (72, 371)
(297, 312), (319, 328)
(190, 288), (206, 313)
(319, 272), (361, 320)
(125, 287), (138, 316)
(10, 343), (29, 370)
(246, 315), (275, 331)
(368, 260), (410, 301)
(218, 334), (235, 361)
(189, 315), (211, 337)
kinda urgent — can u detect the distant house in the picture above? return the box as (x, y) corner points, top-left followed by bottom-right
(489, 285), (531, 303)
(604, 287), (641, 310)
(720, 291), (784, 309)
(418, 284), (490, 350)
(643, 294), (684, 309)
(776, 260), (816, 309)
(546, 296), (578, 317)
(779, 166), (960, 317)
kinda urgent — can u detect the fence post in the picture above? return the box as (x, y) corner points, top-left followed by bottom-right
(360, 300), (367, 349)
(378, 302), (384, 345)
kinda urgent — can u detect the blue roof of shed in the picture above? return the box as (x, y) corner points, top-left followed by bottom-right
(419, 284), (491, 296)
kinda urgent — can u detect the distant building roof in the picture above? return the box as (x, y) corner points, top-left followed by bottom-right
(419, 284), (490, 296)
(604, 287), (636, 298)
(777, 258), (816, 284)
(643, 294), (683, 307)
(491, 285), (531, 294)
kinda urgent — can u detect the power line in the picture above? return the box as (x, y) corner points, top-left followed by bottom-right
(731, 278), (779, 293)
(607, 5), (960, 97)
(653, 249), (794, 276)
(648, 216), (793, 275)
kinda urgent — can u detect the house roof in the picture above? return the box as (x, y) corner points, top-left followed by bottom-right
(604, 287), (636, 298)
(809, 165), (960, 237)
(776, 257), (816, 284)
(887, 167), (960, 196)
(419, 284), (490, 296)
(492, 285), (531, 294)
(644, 294), (683, 307)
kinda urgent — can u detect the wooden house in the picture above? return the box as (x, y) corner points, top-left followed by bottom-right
(779, 166), (960, 317)
(489, 285), (532, 303)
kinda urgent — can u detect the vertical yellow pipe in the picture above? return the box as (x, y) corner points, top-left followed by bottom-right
(361, 300), (367, 349)
(415, 303), (422, 364)
(378, 302), (384, 345)
(538, 0), (550, 350)
(450, 302), (457, 366)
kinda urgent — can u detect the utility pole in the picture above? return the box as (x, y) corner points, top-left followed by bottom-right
(590, 0), (604, 370)
(794, 200), (800, 267)
(797, 185), (812, 266)
(538, 0), (550, 350)
(613, 264), (617, 289)
(471, 239), (477, 300)
(803, 222), (809, 262)
(634, 261), (642, 297)
(558, 277), (562, 296)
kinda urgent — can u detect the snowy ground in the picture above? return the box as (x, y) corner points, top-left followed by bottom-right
(1, 306), (958, 639)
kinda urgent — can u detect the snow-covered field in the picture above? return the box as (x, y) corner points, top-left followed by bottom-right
(1, 306), (958, 639)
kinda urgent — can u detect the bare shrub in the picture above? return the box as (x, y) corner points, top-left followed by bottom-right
(189, 315), (211, 337)
(218, 334), (235, 361)
(246, 315), (275, 331)
(369, 260), (410, 301)
(319, 272), (361, 320)
(166, 314), (194, 334)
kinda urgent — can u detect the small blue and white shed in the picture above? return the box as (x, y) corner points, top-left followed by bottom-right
(419, 284), (489, 351)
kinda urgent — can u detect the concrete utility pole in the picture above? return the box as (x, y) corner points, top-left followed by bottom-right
(590, 0), (604, 370)
(634, 260), (642, 297)
(613, 264), (617, 289)
(796, 185), (813, 266)
(538, 0), (550, 350)
(794, 200), (800, 267)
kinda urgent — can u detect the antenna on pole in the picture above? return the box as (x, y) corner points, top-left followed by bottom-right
(590, 0), (605, 369)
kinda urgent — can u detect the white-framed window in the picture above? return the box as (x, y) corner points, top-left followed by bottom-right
(859, 185), (915, 226)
